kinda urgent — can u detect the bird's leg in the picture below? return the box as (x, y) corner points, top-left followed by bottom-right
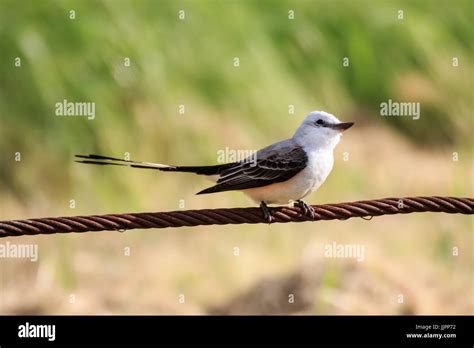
(260, 201), (274, 223)
(294, 200), (315, 220)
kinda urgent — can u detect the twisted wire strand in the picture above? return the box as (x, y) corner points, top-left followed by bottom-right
(0, 196), (472, 238)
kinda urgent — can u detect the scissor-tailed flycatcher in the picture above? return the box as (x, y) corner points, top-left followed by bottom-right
(76, 111), (353, 222)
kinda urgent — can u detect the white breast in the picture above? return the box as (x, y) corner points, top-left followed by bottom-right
(242, 148), (334, 205)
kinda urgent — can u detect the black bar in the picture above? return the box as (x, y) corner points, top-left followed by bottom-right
(0, 315), (471, 346)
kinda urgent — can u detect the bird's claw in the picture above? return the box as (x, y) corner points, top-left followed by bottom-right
(260, 202), (274, 223)
(295, 200), (315, 220)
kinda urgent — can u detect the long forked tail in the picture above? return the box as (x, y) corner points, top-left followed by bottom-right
(74, 154), (232, 176)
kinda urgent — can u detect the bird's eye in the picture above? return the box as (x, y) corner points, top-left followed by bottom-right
(315, 119), (324, 125)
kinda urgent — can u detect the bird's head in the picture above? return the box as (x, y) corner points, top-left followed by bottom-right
(293, 111), (354, 150)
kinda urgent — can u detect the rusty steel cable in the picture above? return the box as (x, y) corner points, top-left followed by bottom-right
(0, 196), (472, 238)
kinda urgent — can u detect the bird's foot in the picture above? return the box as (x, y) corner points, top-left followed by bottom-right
(294, 200), (315, 220)
(260, 201), (274, 223)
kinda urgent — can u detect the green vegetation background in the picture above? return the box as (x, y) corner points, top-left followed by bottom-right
(0, 0), (472, 315)
(0, 0), (472, 212)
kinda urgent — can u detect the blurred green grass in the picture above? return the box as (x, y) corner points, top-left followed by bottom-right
(0, 0), (472, 315)
(0, 0), (473, 209)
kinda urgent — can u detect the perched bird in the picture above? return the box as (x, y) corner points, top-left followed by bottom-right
(76, 111), (353, 222)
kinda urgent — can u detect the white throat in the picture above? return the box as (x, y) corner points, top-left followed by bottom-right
(292, 126), (341, 153)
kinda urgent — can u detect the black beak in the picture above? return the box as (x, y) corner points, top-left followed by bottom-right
(331, 122), (354, 132)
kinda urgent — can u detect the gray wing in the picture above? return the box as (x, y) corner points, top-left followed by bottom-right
(196, 140), (308, 194)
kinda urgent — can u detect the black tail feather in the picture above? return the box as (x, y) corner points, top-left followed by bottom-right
(75, 154), (237, 176)
(75, 154), (133, 162)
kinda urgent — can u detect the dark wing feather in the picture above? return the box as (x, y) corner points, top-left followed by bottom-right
(197, 143), (307, 194)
